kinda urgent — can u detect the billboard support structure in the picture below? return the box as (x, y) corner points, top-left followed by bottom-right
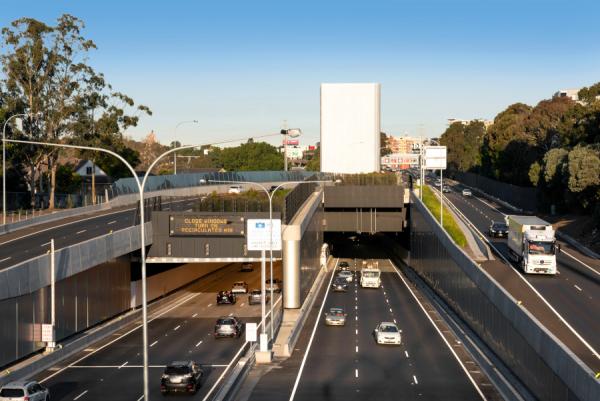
(423, 146), (447, 227)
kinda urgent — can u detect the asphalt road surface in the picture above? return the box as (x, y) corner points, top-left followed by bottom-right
(32, 261), (282, 401)
(0, 198), (197, 270)
(436, 182), (600, 369)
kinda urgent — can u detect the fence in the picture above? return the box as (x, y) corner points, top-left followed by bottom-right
(452, 171), (537, 212)
(283, 182), (317, 224)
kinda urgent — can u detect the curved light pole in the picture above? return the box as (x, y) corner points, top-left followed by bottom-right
(205, 179), (333, 342)
(3, 113), (29, 225)
(173, 120), (198, 175)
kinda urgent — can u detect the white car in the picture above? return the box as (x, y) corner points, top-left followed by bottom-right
(374, 322), (402, 345)
(231, 281), (248, 294)
(0, 380), (49, 401)
(462, 188), (472, 196)
(228, 185), (242, 194)
(336, 270), (353, 283)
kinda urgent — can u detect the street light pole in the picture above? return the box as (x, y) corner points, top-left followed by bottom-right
(3, 113), (28, 225)
(173, 120), (198, 175)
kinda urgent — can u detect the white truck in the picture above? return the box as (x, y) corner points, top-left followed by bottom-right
(507, 215), (558, 275)
(360, 261), (381, 288)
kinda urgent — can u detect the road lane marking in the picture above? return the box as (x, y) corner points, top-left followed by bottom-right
(76, 229), (87, 234)
(392, 261), (486, 400)
(118, 361), (128, 369)
(73, 390), (88, 400)
(356, 346), (358, 353)
(107, 220), (116, 225)
(405, 351), (409, 358)
(574, 285), (582, 292)
(562, 250), (600, 277)
(192, 313), (198, 318)
(355, 368), (359, 378)
(150, 341), (158, 347)
(413, 375), (418, 384)
(174, 325), (181, 331)
(39, 291), (201, 384)
(0, 257), (11, 262)
(288, 259), (338, 401)
(40, 242), (51, 247)
(208, 303), (212, 307)
(355, 329), (358, 335)
(196, 340), (203, 347)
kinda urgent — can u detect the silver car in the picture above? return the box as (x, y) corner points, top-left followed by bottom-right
(248, 289), (269, 305)
(462, 188), (472, 196)
(324, 307), (347, 326)
(374, 322), (402, 345)
(214, 316), (243, 338)
(0, 381), (49, 401)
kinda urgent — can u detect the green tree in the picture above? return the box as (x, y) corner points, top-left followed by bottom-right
(567, 146), (600, 210)
(212, 142), (284, 171)
(440, 121), (484, 173)
(306, 146), (320, 171)
(380, 132), (392, 156)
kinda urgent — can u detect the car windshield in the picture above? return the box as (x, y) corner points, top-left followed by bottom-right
(251, 290), (261, 295)
(334, 278), (346, 284)
(528, 241), (554, 255)
(380, 325), (398, 333)
(165, 366), (190, 375)
(493, 223), (507, 230)
(218, 319), (235, 325)
(233, 282), (244, 287)
(338, 271), (351, 276)
(0, 388), (25, 397)
(330, 309), (344, 315)
(362, 271), (379, 278)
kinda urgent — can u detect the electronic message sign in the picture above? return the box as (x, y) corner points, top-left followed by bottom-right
(169, 215), (245, 236)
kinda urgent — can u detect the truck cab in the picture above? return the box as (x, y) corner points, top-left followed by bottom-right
(507, 215), (557, 275)
(360, 262), (381, 288)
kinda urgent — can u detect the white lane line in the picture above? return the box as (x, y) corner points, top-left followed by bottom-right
(150, 341), (158, 347)
(574, 285), (582, 292)
(393, 319), (397, 324)
(241, 303), (245, 306)
(0, 256), (11, 262)
(355, 316), (358, 321)
(196, 340), (203, 347)
(355, 329), (358, 335)
(192, 313), (198, 318)
(413, 375), (418, 385)
(174, 325), (181, 331)
(207, 303), (213, 307)
(203, 296), (283, 401)
(0, 207), (137, 247)
(107, 220), (117, 225)
(355, 368), (359, 378)
(288, 259), (339, 401)
(73, 390), (88, 400)
(392, 261), (487, 400)
(562, 249), (600, 277)
(228, 312), (233, 316)
(40, 291), (201, 384)
(405, 350), (409, 358)
(389, 308), (393, 313)
(76, 229), (87, 234)
(355, 345), (358, 353)
(40, 242), (51, 247)
(136, 396), (143, 401)
(118, 361), (128, 369)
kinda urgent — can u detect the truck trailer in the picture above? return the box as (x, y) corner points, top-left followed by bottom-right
(507, 215), (558, 275)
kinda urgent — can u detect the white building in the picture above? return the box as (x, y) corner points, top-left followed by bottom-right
(553, 88), (580, 102)
(320, 83), (381, 174)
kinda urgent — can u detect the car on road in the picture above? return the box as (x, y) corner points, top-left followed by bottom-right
(160, 361), (203, 395)
(331, 277), (349, 292)
(227, 185), (242, 194)
(336, 270), (353, 283)
(240, 262), (254, 272)
(489, 221), (509, 238)
(373, 322), (402, 345)
(434, 179), (442, 187)
(216, 290), (236, 305)
(324, 307), (347, 326)
(248, 289), (269, 305)
(269, 185), (279, 193)
(338, 261), (350, 271)
(0, 381), (49, 401)
(214, 316), (243, 338)
(462, 188), (472, 196)
(231, 281), (249, 294)
(442, 185), (451, 193)
(265, 278), (282, 293)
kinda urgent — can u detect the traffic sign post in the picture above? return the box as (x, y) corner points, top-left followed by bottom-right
(423, 146), (447, 226)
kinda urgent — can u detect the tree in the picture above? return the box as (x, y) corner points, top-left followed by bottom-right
(567, 146), (600, 209)
(211, 142), (284, 171)
(524, 97), (575, 152)
(440, 121), (484, 173)
(306, 146), (320, 171)
(380, 132), (392, 156)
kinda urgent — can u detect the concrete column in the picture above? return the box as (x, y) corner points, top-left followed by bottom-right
(283, 238), (301, 308)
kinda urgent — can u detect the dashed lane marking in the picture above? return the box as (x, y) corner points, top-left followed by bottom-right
(413, 375), (418, 385)
(76, 229), (87, 234)
(150, 341), (158, 347)
(174, 325), (181, 331)
(574, 285), (582, 292)
(0, 257), (11, 263)
(192, 313), (198, 318)
(107, 220), (117, 225)
(196, 340), (203, 347)
(355, 369), (359, 378)
(73, 390), (88, 400)
(355, 346), (358, 353)
(405, 351), (409, 358)
(207, 303), (212, 307)
(118, 361), (128, 369)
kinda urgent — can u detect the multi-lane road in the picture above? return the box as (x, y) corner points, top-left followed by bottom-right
(241, 235), (493, 401)
(435, 181), (600, 370)
(0, 198), (197, 269)
(32, 261), (281, 401)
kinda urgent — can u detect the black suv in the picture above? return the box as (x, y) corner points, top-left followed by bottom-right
(160, 361), (203, 395)
(489, 221), (508, 238)
(217, 291), (236, 305)
(332, 277), (349, 292)
(338, 261), (350, 270)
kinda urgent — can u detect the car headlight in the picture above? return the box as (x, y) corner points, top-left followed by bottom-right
(162, 374), (169, 379)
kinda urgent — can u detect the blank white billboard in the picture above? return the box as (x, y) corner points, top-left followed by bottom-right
(320, 83), (381, 174)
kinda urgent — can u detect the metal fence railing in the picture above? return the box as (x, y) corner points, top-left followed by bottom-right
(283, 182), (317, 224)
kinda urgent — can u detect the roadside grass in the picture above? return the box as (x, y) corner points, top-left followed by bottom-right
(420, 185), (468, 247)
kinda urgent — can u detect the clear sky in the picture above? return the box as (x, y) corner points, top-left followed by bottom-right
(2, 0), (600, 147)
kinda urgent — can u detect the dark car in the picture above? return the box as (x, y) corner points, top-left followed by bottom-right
(216, 291), (236, 305)
(240, 262), (254, 272)
(331, 277), (349, 292)
(214, 316), (243, 338)
(248, 289), (269, 305)
(160, 361), (203, 395)
(269, 185), (279, 193)
(338, 261), (350, 271)
(489, 221), (508, 238)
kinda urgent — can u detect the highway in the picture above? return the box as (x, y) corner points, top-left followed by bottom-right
(32, 261), (282, 401)
(0, 198), (197, 270)
(243, 237), (489, 401)
(436, 181), (600, 368)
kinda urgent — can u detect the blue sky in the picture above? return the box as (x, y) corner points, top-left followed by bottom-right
(2, 0), (600, 147)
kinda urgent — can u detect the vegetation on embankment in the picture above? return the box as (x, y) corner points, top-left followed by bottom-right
(420, 185), (468, 247)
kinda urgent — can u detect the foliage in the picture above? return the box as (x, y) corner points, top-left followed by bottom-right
(211, 142), (283, 171)
(420, 185), (467, 247)
(305, 146), (320, 171)
(440, 121), (484, 173)
(55, 164), (82, 193)
(380, 132), (392, 156)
